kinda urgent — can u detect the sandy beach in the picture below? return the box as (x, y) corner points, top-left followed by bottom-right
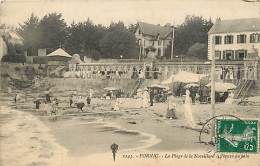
(1, 87), (260, 166)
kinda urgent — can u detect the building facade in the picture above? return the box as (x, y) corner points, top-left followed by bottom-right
(135, 22), (173, 59)
(208, 18), (260, 61)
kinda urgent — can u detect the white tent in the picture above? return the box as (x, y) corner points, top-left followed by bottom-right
(161, 75), (174, 84)
(47, 48), (72, 58)
(162, 71), (207, 84)
(206, 82), (236, 92)
(173, 71), (207, 83)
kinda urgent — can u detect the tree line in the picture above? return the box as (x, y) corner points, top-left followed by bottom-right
(2, 12), (213, 62)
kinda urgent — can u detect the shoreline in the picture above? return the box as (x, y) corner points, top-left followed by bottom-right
(0, 105), (68, 166)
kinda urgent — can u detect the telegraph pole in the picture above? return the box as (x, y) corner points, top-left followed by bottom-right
(210, 36), (216, 143)
(170, 25), (174, 60)
(0, 0), (3, 59)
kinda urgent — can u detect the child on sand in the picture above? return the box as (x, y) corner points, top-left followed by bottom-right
(113, 98), (121, 111)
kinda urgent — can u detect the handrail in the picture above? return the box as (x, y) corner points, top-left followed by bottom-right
(129, 78), (143, 97)
(241, 80), (254, 100)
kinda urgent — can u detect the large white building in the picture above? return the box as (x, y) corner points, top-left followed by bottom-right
(208, 18), (260, 60)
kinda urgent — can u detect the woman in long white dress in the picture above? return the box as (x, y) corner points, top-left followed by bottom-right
(224, 91), (234, 104)
(183, 89), (197, 128)
(142, 88), (150, 108)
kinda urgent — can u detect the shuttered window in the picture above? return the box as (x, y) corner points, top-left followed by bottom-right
(214, 36), (222, 45)
(250, 33), (260, 43)
(224, 35), (233, 44)
(237, 34), (246, 43)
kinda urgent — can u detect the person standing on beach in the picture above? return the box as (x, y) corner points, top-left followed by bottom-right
(202, 86), (208, 103)
(14, 94), (18, 103)
(183, 89), (197, 128)
(69, 94), (73, 107)
(149, 89), (154, 106)
(87, 96), (91, 105)
(166, 95), (177, 119)
(189, 86), (196, 104)
(89, 89), (93, 98)
(113, 98), (120, 111)
(76, 96), (85, 112)
(45, 91), (51, 103)
(142, 88), (150, 108)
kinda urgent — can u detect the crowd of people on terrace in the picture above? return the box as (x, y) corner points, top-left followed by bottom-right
(75, 66), (161, 80)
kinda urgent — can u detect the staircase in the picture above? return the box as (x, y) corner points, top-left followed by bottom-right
(129, 78), (144, 97)
(49, 66), (66, 77)
(234, 79), (255, 99)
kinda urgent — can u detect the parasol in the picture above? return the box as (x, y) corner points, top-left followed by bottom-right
(104, 87), (120, 91)
(148, 84), (170, 90)
(184, 83), (199, 89)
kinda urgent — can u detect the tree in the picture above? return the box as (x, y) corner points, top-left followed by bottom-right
(99, 22), (138, 59)
(187, 42), (207, 59)
(174, 15), (213, 59)
(109, 21), (125, 32)
(64, 19), (106, 59)
(39, 12), (67, 51)
(128, 23), (137, 33)
(18, 13), (41, 56)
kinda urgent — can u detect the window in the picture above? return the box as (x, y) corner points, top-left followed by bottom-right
(237, 34), (246, 43)
(235, 50), (247, 60)
(224, 35), (233, 44)
(250, 33), (260, 43)
(223, 51), (226, 60)
(225, 50), (234, 60)
(237, 50), (246, 60)
(214, 36), (222, 45)
(137, 39), (141, 45)
(215, 51), (221, 59)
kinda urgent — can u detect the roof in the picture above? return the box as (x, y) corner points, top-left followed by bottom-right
(208, 18), (260, 34)
(9, 31), (23, 41)
(47, 48), (72, 58)
(137, 22), (172, 39)
(1, 29), (23, 45)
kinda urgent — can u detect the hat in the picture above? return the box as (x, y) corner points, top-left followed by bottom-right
(167, 91), (173, 95)
(137, 89), (142, 92)
(171, 103), (176, 107)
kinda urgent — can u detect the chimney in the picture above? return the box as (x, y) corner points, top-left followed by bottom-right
(215, 17), (221, 24)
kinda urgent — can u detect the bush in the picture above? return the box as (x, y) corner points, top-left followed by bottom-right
(14, 66), (21, 71)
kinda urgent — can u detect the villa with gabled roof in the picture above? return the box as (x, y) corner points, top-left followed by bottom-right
(135, 22), (174, 59)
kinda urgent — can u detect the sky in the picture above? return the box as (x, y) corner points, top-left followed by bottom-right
(0, 0), (259, 27)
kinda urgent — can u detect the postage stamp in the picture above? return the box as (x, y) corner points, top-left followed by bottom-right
(216, 119), (259, 153)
